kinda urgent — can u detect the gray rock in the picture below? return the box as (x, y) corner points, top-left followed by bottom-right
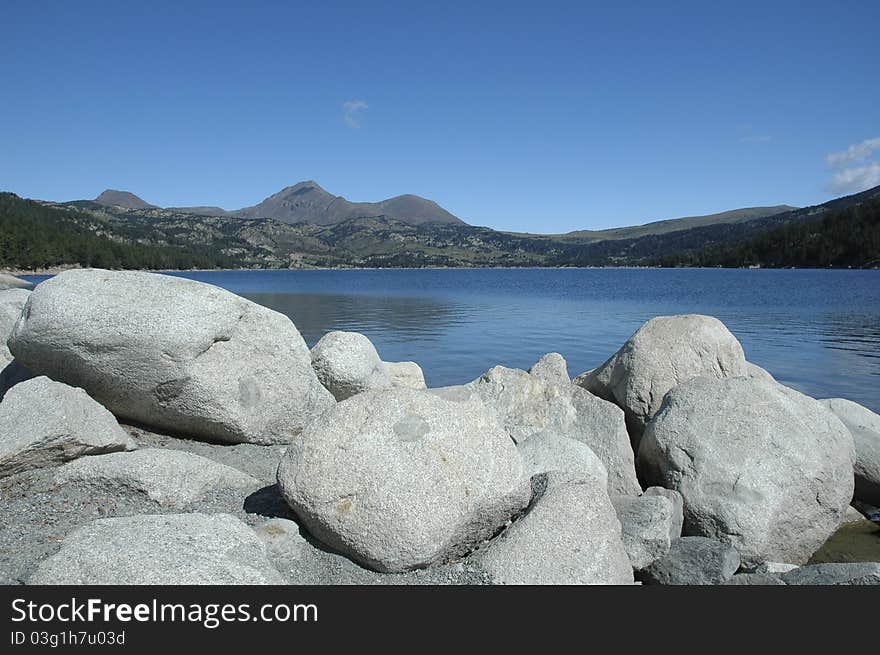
(516, 431), (607, 487)
(383, 360), (427, 390)
(821, 398), (880, 506)
(640, 536), (741, 585)
(781, 562), (880, 586)
(0, 360), (33, 399)
(277, 387), (531, 573)
(54, 448), (260, 507)
(468, 365), (640, 496)
(29, 513), (284, 585)
(529, 352), (570, 386)
(0, 273), (33, 291)
(310, 330), (393, 400)
(576, 314), (747, 445)
(8, 269), (334, 445)
(611, 493), (681, 570)
(643, 486), (685, 538)
(0, 289), (31, 365)
(0, 376), (136, 478)
(754, 561), (799, 574)
(843, 505), (868, 524)
(745, 361), (775, 382)
(475, 472), (634, 585)
(723, 573), (785, 585)
(639, 377), (855, 567)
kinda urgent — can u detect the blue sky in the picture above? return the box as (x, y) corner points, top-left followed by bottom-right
(2, 1), (878, 232)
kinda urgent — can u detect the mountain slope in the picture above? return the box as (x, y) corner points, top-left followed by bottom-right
(232, 181), (464, 226)
(94, 189), (156, 210)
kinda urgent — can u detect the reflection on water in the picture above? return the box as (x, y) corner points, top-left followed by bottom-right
(25, 268), (880, 413)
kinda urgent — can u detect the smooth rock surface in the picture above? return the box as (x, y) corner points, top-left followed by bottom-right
(8, 269), (334, 445)
(781, 562), (880, 585)
(277, 387), (531, 573)
(516, 431), (607, 486)
(0, 376), (135, 478)
(29, 513), (284, 585)
(529, 352), (570, 386)
(821, 398), (880, 506)
(0, 273), (33, 291)
(643, 486), (685, 538)
(54, 448), (260, 507)
(475, 472), (634, 585)
(745, 361), (775, 383)
(640, 536), (741, 585)
(468, 365), (640, 495)
(310, 330), (393, 400)
(612, 493), (681, 570)
(0, 289), (30, 365)
(383, 360), (427, 390)
(576, 314), (747, 443)
(639, 376), (855, 567)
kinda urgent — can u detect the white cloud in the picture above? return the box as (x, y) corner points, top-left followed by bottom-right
(342, 99), (368, 128)
(825, 137), (880, 167)
(827, 161), (880, 194)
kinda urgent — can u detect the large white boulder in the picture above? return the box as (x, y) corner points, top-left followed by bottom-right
(516, 431), (608, 487)
(612, 492), (682, 571)
(310, 330), (393, 400)
(276, 387), (531, 573)
(0, 376), (135, 478)
(54, 448), (260, 507)
(29, 513), (283, 585)
(821, 398), (880, 506)
(383, 360), (427, 390)
(467, 365), (640, 495)
(0, 273), (33, 291)
(576, 315), (748, 444)
(474, 472), (634, 585)
(8, 269), (334, 445)
(639, 376), (855, 567)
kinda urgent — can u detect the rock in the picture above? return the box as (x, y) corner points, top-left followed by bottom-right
(611, 493), (681, 570)
(723, 573), (785, 585)
(29, 513), (283, 585)
(639, 377), (855, 567)
(529, 352), (569, 386)
(0, 289), (30, 365)
(821, 398), (880, 506)
(0, 273), (33, 291)
(310, 330), (393, 400)
(754, 561), (799, 574)
(640, 536), (741, 585)
(643, 486), (685, 538)
(575, 314), (747, 444)
(843, 505), (867, 524)
(468, 365), (640, 496)
(277, 387), (531, 573)
(781, 562), (880, 586)
(745, 361), (775, 382)
(8, 269), (334, 445)
(54, 448), (260, 507)
(383, 360), (427, 390)
(516, 431), (607, 487)
(0, 360), (33, 399)
(0, 376), (136, 479)
(475, 472), (634, 585)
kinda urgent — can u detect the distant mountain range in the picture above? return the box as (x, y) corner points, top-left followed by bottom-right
(94, 181), (464, 226)
(1, 182), (877, 271)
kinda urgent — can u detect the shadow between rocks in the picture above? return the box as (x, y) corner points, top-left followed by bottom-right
(243, 484), (295, 520)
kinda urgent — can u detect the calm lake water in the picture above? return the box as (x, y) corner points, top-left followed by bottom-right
(25, 268), (880, 413)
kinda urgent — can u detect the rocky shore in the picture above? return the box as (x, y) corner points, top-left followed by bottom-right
(0, 269), (878, 585)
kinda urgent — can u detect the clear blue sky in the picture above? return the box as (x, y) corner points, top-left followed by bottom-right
(2, 1), (878, 232)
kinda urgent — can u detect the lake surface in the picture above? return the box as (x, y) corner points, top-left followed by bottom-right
(24, 268), (880, 413)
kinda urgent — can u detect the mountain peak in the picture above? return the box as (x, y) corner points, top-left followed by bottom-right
(95, 189), (155, 209)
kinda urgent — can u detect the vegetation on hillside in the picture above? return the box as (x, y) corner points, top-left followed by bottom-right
(0, 193), (242, 270)
(650, 199), (880, 268)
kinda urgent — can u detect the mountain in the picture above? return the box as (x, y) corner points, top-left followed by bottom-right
(232, 181), (463, 225)
(9, 183), (876, 271)
(94, 189), (156, 210)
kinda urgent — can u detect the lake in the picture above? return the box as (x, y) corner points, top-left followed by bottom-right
(24, 268), (880, 413)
